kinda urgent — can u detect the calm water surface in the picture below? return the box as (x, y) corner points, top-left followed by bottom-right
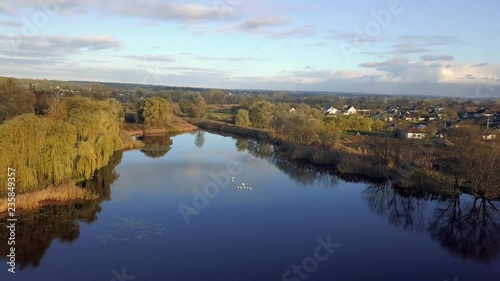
(1, 131), (499, 281)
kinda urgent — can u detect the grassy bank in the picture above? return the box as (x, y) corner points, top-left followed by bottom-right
(196, 120), (273, 140)
(0, 182), (98, 213)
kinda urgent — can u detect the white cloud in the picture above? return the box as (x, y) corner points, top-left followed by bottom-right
(0, 0), (236, 22)
(420, 55), (454, 62)
(115, 0), (236, 22)
(119, 55), (176, 62)
(0, 20), (22, 27)
(0, 34), (123, 60)
(236, 16), (291, 31)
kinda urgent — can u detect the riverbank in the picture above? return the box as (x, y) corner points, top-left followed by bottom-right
(0, 182), (98, 214)
(195, 119), (461, 197)
(121, 115), (198, 150)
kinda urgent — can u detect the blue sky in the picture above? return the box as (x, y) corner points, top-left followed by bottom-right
(0, 0), (499, 96)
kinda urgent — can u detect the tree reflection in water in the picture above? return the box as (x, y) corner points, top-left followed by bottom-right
(194, 130), (205, 148)
(139, 135), (173, 158)
(247, 139), (273, 159)
(428, 196), (500, 264)
(235, 138), (249, 152)
(235, 137), (339, 189)
(363, 184), (500, 264)
(0, 152), (123, 269)
(362, 184), (427, 232)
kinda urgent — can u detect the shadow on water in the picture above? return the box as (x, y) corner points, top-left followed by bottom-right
(428, 195), (500, 264)
(0, 152), (123, 269)
(362, 183), (500, 264)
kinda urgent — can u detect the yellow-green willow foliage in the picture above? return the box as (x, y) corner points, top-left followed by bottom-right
(66, 97), (123, 179)
(0, 114), (57, 191)
(41, 121), (78, 184)
(0, 97), (124, 193)
(137, 97), (173, 127)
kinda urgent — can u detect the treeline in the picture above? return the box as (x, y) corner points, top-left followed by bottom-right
(0, 96), (123, 193)
(234, 100), (384, 147)
(350, 127), (500, 198)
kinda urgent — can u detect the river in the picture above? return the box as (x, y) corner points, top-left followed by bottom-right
(1, 130), (499, 281)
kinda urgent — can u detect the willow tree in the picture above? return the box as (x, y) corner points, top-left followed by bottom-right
(40, 122), (78, 185)
(67, 97), (123, 179)
(0, 96), (124, 194)
(0, 114), (73, 192)
(137, 97), (173, 127)
(0, 114), (49, 192)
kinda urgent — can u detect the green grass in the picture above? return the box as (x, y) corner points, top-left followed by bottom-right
(206, 109), (235, 123)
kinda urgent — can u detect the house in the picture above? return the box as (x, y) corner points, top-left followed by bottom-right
(435, 129), (446, 139)
(474, 108), (487, 119)
(403, 113), (415, 121)
(325, 107), (340, 115)
(289, 108), (297, 113)
(343, 106), (357, 115)
(372, 111), (383, 119)
(454, 120), (476, 128)
(482, 110), (494, 118)
(435, 106), (445, 112)
(357, 109), (371, 116)
(372, 112), (394, 122)
(482, 130), (497, 140)
(427, 114), (440, 121)
(405, 126), (427, 139)
(460, 111), (476, 119)
(494, 112), (500, 122)
(387, 108), (400, 115)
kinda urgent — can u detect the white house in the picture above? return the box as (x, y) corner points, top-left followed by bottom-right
(482, 130), (497, 140)
(344, 106), (357, 115)
(405, 126), (427, 139)
(325, 107), (340, 115)
(403, 113), (415, 121)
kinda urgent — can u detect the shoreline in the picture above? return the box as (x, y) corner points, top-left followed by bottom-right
(194, 119), (500, 200)
(0, 183), (98, 215)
